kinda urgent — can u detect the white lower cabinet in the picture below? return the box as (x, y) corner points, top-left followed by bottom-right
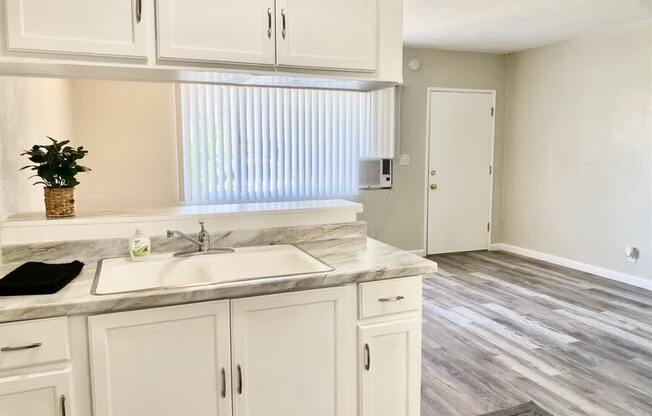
(88, 286), (356, 416)
(88, 300), (232, 416)
(86, 278), (420, 416)
(230, 286), (356, 416)
(0, 370), (72, 416)
(359, 320), (421, 416)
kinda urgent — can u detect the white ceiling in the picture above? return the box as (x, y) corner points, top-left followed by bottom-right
(404, 0), (652, 53)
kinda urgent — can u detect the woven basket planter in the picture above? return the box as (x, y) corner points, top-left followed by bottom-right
(44, 187), (75, 218)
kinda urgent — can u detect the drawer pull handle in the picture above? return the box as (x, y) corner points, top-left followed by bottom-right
(378, 295), (405, 303)
(364, 343), (371, 371)
(281, 9), (287, 39)
(267, 8), (272, 39)
(1, 342), (42, 352)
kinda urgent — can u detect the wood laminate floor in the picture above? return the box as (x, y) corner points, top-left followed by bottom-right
(421, 250), (651, 416)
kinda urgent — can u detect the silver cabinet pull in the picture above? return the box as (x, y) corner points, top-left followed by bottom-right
(60, 394), (67, 416)
(267, 8), (272, 39)
(220, 367), (226, 398)
(364, 343), (371, 371)
(281, 9), (287, 39)
(237, 365), (243, 394)
(136, 0), (142, 23)
(1, 342), (42, 352)
(378, 295), (405, 303)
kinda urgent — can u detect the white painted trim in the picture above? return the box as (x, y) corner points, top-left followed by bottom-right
(424, 88), (497, 256)
(490, 243), (652, 291)
(407, 249), (426, 257)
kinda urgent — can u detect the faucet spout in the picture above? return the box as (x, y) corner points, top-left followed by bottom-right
(166, 220), (211, 254)
(167, 230), (203, 247)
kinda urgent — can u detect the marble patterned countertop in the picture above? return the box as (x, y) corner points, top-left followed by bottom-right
(0, 238), (437, 323)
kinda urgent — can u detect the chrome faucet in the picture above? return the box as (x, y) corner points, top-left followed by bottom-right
(167, 221), (235, 257)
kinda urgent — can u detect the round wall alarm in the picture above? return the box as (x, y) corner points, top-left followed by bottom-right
(408, 58), (421, 72)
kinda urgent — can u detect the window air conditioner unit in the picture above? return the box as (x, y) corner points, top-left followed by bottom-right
(359, 159), (392, 189)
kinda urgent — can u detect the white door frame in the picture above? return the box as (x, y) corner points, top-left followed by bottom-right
(423, 87), (496, 255)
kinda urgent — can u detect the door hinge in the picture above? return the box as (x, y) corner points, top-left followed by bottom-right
(487, 222), (491, 232)
(491, 107), (495, 117)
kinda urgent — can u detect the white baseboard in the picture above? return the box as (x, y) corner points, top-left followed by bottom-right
(490, 243), (652, 291)
(408, 249), (426, 257)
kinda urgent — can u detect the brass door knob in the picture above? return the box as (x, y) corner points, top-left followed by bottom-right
(430, 184), (438, 190)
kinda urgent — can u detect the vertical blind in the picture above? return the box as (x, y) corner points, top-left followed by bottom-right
(363, 87), (396, 159)
(179, 84), (395, 203)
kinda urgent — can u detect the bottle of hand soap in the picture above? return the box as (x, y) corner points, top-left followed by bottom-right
(129, 226), (151, 261)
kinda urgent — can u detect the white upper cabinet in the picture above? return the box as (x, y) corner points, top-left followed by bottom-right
(4, 0), (148, 58)
(0, 0), (401, 85)
(276, 0), (378, 71)
(88, 301), (232, 416)
(230, 286), (356, 416)
(156, 0), (276, 65)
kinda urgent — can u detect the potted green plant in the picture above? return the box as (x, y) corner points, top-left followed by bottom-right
(21, 137), (90, 218)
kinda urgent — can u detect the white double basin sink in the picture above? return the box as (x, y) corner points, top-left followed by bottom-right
(92, 244), (334, 295)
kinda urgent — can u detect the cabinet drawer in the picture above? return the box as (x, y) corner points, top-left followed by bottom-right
(0, 317), (70, 370)
(359, 277), (422, 319)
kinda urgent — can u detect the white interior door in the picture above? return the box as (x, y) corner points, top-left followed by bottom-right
(230, 286), (356, 416)
(427, 89), (495, 255)
(156, 0), (276, 65)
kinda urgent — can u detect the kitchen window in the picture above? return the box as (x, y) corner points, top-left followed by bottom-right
(178, 84), (395, 203)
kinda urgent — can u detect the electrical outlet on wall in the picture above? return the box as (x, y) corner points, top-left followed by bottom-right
(625, 246), (640, 263)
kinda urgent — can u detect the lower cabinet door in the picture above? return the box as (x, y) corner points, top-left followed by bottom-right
(230, 286), (356, 416)
(0, 370), (72, 416)
(359, 319), (421, 416)
(88, 300), (232, 416)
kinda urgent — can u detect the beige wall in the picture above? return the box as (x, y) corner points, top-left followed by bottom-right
(70, 80), (180, 212)
(502, 20), (652, 280)
(0, 77), (74, 221)
(0, 78), (180, 218)
(356, 48), (506, 250)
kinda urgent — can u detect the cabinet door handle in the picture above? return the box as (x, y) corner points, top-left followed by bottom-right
(221, 367), (226, 398)
(378, 295), (405, 303)
(60, 394), (67, 416)
(237, 365), (243, 394)
(1, 342), (42, 352)
(281, 9), (287, 39)
(136, 0), (142, 23)
(267, 8), (272, 39)
(364, 343), (371, 371)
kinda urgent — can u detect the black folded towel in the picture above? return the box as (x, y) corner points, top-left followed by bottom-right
(0, 261), (84, 296)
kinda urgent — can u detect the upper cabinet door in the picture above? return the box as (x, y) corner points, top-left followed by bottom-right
(276, 0), (378, 72)
(156, 0), (276, 66)
(88, 301), (232, 416)
(4, 0), (147, 58)
(231, 286), (356, 416)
